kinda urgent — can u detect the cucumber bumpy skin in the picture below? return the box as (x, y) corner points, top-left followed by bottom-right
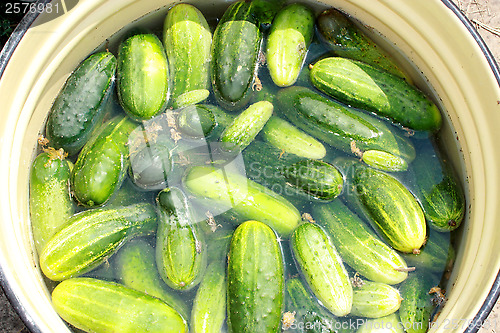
(351, 281), (403, 319)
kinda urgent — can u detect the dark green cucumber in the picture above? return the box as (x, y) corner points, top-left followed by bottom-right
(114, 238), (189, 319)
(183, 165), (301, 236)
(52, 278), (187, 333)
(362, 150), (408, 172)
(402, 229), (455, 274)
(243, 141), (343, 201)
(163, 4), (212, 108)
(262, 116), (326, 159)
(211, 1), (262, 110)
(356, 314), (404, 333)
(313, 200), (408, 285)
(399, 273), (436, 333)
(40, 203), (157, 281)
(29, 151), (74, 254)
(310, 57), (442, 132)
(317, 8), (409, 80)
(177, 104), (217, 138)
(335, 158), (426, 254)
(227, 220), (284, 332)
(45, 52), (116, 155)
(276, 86), (415, 162)
(106, 178), (154, 208)
(250, 0), (285, 28)
(351, 281), (402, 318)
(117, 33), (168, 120)
(156, 187), (207, 291)
(286, 278), (337, 333)
(291, 222), (353, 317)
(220, 100), (273, 151)
(72, 115), (137, 207)
(191, 262), (227, 333)
(266, 3), (314, 87)
(409, 140), (465, 231)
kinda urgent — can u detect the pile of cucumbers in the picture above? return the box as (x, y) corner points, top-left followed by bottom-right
(29, 1), (465, 332)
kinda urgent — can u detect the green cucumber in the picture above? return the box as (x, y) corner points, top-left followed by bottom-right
(227, 220), (284, 332)
(310, 57), (442, 132)
(351, 281), (402, 318)
(262, 116), (326, 159)
(114, 238), (189, 319)
(211, 1), (262, 110)
(207, 229), (234, 263)
(45, 52), (116, 155)
(156, 187), (207, 291)
(163, 4), (212, 107)
(221, 100), (273, 151)
(177, 104), (217, 138)
(183, 165), (301, 236)
(250, 0), (285, 28)
(174, 89), (210, 109)
(40, 202), (157, 281)
(117, 33), (168, 120)
(336, 158), (426, 254)
(191, 262), (227, 333)
(266, 3), (314, 87)
(409, 141), (465, 231)
(399, 274), (436, 333)
(72, 115), (137, 207)
(106, 178), (154, 208)
(313, 200), (408, 285)
(286, 277), (337, 333)
(316, 8), (409, 80)
(52, 278), (187, 333)
(402, 229), (455, 274)
(291, 222), (353, 317)
(29, 151), (74, 254)
(356, 314), (404, 333)
(362, 150), (408, 172)
(275, 86), (415, 162)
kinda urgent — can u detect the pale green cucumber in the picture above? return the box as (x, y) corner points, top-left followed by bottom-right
(351, 281), (402, 318)
(40, 203), (158, 281)
(227, 220), (284, 332)
(314, 200), (408, 285)
(114, 238), (189, 319)
(183, 165), (301, 236)
(191, 262), (227, 333)
(174, 89), (210, 109)
(266, 3), (314, 87)
(362, 150), (408, 172)
(291, 222), (353, 317)
(262, 116), (326, 159)
(52, 278), (188, 333)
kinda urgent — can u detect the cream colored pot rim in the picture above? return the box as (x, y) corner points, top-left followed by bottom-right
(0, 1), (499, 332)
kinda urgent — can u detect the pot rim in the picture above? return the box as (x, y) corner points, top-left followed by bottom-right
(0, 1), (499, 332)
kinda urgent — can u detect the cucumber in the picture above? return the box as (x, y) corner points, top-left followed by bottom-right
(177, 104), (217, 138)
(286, 277), (337, 333)
(275, 86), (415, 162)
(310, 57), (442, 132)
(250, 0), (285, 28)
(51, 278), (188, 333)
(114, 238), (189, 319)
(40, 202), (157, 281)
(291, 222), (353, 317)
(313, 200), (408, 285)
(191, 262), (227, 333)
(106, 178), (154, 208)
(156, 187), (207, 291)
(163, 4), (212, 107)
(262, 116), (327, 159)
(29, 151), (74, 254)
(45, 52), (116, 155)
(206, 229), (234, 263)
(362, 150), (408, 172)
(409, 140), (465, 231)
(183, 165), (301, 236)
(211, 1), (262, 110)
(227, 220), (284, 332)
(220, 100), (273, 151)
(356, 314), (404, 333)
(336, 158), (426, 254)
(266, 3), (314, 87)
(351, 281), (402, 318)
(72, 115), (137, 207)
(174, 89), (210, 109)
(316, 8), (408, 80)
(399, 273), (436, 333)
(402, 229), (455, 274)
(117, 33), (168, 120)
